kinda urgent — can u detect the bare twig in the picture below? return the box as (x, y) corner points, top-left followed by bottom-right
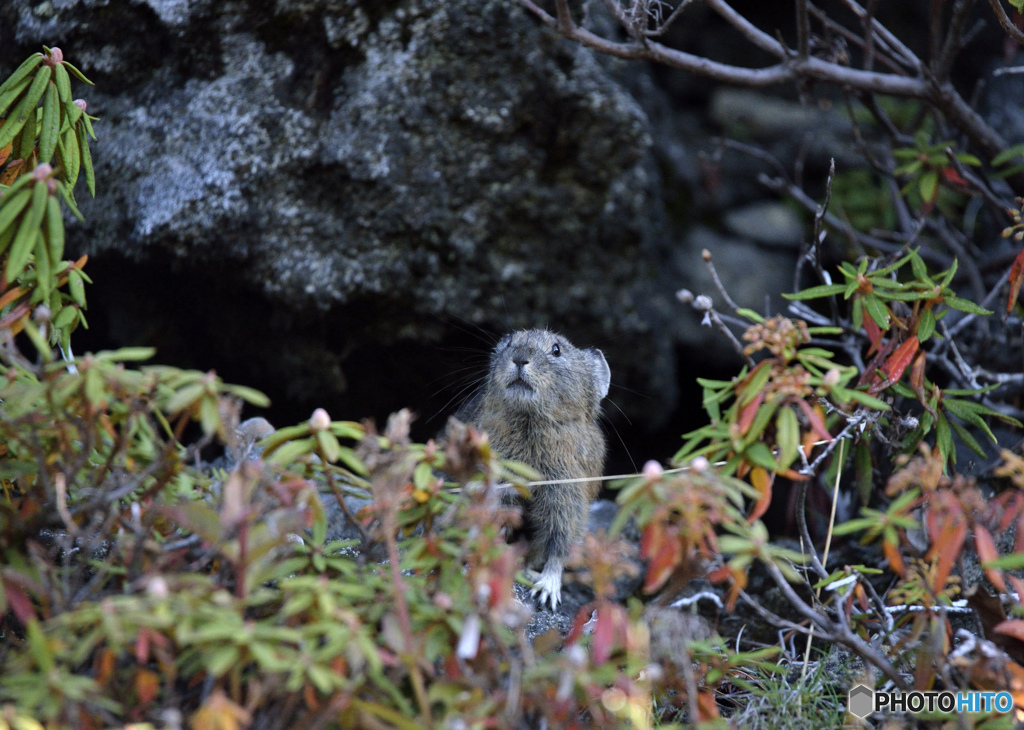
(987, 0), (1024, 46)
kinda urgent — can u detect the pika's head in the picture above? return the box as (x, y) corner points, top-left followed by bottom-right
(485, 329), (610, 419)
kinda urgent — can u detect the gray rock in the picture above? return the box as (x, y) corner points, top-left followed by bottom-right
(0, 0), (682, 430)
(724, 202), (805, 248)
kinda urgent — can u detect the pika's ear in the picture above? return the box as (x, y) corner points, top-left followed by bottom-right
(584, 348), (611, 401)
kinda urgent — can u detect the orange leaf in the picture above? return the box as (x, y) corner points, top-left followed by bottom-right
(95, 648), (115, 685)
(191, 690), (251, 730)
(747, 467), (773, 523)
(0, 159), (23, 186)
(975, 525), (1007, 593)
(697, 689), (721, 720)
(925, 494), (967, 592)
(1008, 244), (1024, 316)
(135, 668), (160, 704)
(883, 540), (907, 577)
(642, 525), (682, 594)
(0, 137), (11, 167)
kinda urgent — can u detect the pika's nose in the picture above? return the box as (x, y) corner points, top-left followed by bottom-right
(513, 356), (530, 367)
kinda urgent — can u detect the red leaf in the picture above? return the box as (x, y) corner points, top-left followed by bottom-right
(565, 605), (593, 646)
(994, 620), (1024, 644)
(736, 391), (765, 436)
(863, 314), (883, 355)
(2, 578), (36, 625)
(941, 166), (972, 192)
(1008, 245), (1024, 316)
(592, 602), (616, 665)
(796, 399), (832, 442)
(871, 336), (920, 394)
(975, 525), (1007, 593)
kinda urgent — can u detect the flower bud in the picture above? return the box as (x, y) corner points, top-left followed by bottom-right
(690, 456), (710, 473)
(309, 408), (331, 431)
(642, 460), (663, 480)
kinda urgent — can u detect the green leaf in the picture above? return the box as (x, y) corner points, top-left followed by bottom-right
(936, 411), (954, 466)
(735, 308), (764, 322)
(68, 268), (86, 307)
(60, 124), (80, 190)
(0, 54), (43, 102)
(993, 143), (1024, 166)
(316, 430), (341, 462)
(783, 283), (847, 300)
(38, 82), (59, 163)
(0, 75), (33, 122)
(909, 252), (931, 284)
(0, 65), (51, 150)
(854, 440), (873, 505)
(862, 295), (890, 329)
(983, 553), (1024, 570)
(6, 182), (48, 281)
(265, 437), (317, 466)
(45, 193), (64, 263)
(33, 230), (50, 304)
(53, 64), (72, 104)
(739, 361), (772, 406)
(0, 188), (32, 239)
(840, 388), (891, 411)
(56, 179), (82, 220)
(740, 398), (780, 448)
(947, 417), (987, 459)
(165, 382), (205, 415)
(224, 383), (270, 407)
(917, 308), (936, 342)
(744, 441), (779, 471)
(337, 445), (369, 476)
(776, 406), (800, 471)
(61, 61), (94, 86)
(77, 121), (95, 197)
(943, 295), (992, 315)
(203, 645), (240, 677)
(199, 395), (220, 434)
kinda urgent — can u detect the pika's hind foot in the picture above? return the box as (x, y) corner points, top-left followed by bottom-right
(528, 559), (564, 610)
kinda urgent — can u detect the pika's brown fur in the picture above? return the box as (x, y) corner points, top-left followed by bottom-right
(458, 329), (610, 608)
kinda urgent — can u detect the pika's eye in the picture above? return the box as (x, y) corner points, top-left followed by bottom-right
(551, 343), (561, 357)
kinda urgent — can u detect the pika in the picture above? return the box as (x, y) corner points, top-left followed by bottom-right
(457, 329), (610, 609)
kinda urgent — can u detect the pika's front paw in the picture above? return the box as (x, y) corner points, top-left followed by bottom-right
(529, 561), (564, 610)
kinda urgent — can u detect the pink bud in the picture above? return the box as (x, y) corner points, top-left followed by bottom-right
(642, 460), (663, 479)
(690, 456), (710, 473)
(309, 408), (331, 431)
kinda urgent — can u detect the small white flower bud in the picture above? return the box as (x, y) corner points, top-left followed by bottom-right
(690, 456), (710, 473)
(309, 408), (331, 431)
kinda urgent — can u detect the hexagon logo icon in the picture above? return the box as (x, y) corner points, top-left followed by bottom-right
(848, 684), (874, 718)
